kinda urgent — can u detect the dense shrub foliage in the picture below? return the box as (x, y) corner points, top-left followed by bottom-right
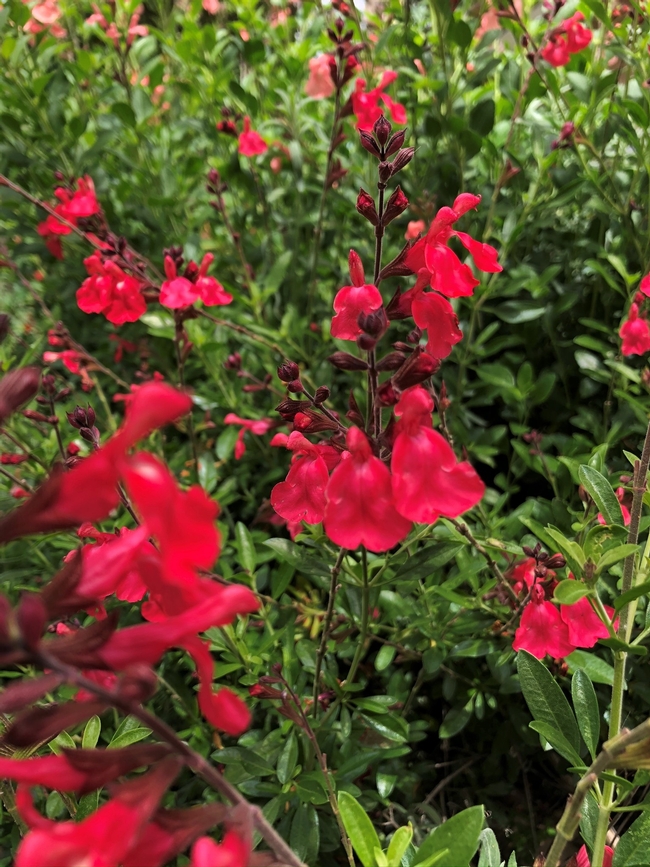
(3, 0), (650, 865)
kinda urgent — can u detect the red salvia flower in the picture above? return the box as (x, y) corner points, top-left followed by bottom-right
(159, 255), (200, 309)
(512, 595), (576, 659)
(352, 71), (407, 131)
(560, 597), (616, 648)
(191, 831), (251, 867)
(37, 176), (100, 259)
(76, 252), (147, 325)
(238, 116), (268, 157)
(195, 253), (233, 306)
(42, 350), (83, 374)
(407, 278), (464, 359)
(620, 302), (650, 356)
(542, 12), (592, 66)
(331, 250), (383, 341)
(270, 431), (330, 525)
(223, 414), (274, 459)
(391, 387), (485, 523)
(323, 426), (412, 552)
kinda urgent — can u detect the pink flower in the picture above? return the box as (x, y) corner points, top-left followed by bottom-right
(576, 844), (613, 867)
(238, 117), (268, 157)
(620, 302), (650, 356)
(159, 256), (200, 309)
(203, 0), (221, 12)
(352, 71), (407, 131)
(331, 284), (383, 341)
(391, 387), (485, 523)
(224, 414), (273, 459)
(191, 830), (250, 867)
(405, 220), (425, 240)
(323, 427), (412, 552)
(305, 54), (336, 99)
(43, 350), (82, 374)
(560, 597), (616, 647)
(271, 432), (330, 525)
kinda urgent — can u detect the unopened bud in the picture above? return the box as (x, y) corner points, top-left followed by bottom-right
(328, 351), (369, 371)
(67, 405), (95, 429)
(385, 129), (406, 157)
(378, 161), (393, 185)
(373, 114), (392, 146)
(545, 554), (567, 570)
(357, 333), (377, 351)
(118, 664), (158, 702)
(348, 250), (365, 287)
(359, 130), (381, 158)
(376, 351), (407, 371)
(277, 360), (300, 383)
(224, 352), (241, 371)
(0, 367), (41, 424)
(313, 386), (330, 405)
(407, 327), (422, 344)
(357, 307), (388, 339)
(390, 147), (415, 175)
(382, 186), (409, 225)
(356, 189), (379, 225)
(287, 379), (304, 393)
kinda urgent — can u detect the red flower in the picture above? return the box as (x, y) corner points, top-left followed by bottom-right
(576, 844), (614, 867)
(42, 350), (83, 374)
(271, 431), (330, 525)
(238, 116), (268, 157)
(640, 273), (650, 297)
(512, 597), (576, 659)
(159, 255), (200, 309)
(76, 253), (146, 325)
(405, 195), (501, 298)
(331, 283), (383, 340)
(542, 12), (592, 67)
(391, 387), (485, 523)
(410, 286), (463, 359)
(323, 427), (412, 552)
(351, 71), (407, 131)
(560, 597), (616, 648)
(191, 831), (251, 867)
(196, 253), (233, 306)
(620, 302), (650, 355)
(37, 177), (100, 259)
(224, 414), (273, 459)
(73, 526), (150, 615)
(305, 54), (336, 99)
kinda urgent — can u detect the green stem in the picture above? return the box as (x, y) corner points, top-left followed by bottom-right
(344, 547), (370, 687)
(312, 548), (346, 717)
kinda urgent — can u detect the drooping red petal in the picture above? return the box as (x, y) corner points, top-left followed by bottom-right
(323, 427), (411, 552)
(560, 597), (616, 648)
(411, 292), (463, 359)
(513, 600), (576, 659)
(182, 637), (251, 735)
(271, 433), (329, 524)
(191, 831), (251, 867)
(453, 230), (502, 273)
(331, 284), (383, 340)
(424, 244), (480, 297)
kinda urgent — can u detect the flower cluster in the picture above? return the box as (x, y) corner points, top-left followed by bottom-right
(352, 70), (407, 131)
(541, 12), (592, 67)
(510, 550), (615, 659)
(76, 251), (147, 325)
(23, 0), (65, 39)
(37, 176), (100, 259)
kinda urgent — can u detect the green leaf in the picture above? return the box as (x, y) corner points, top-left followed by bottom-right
(554, 580), (592, 605)
(235, 521), (257, 573)
(375, 644), (396, 671)
(597, 545), (640, 577)
(572, 669), (600, 759)
(478, 828), (501, 867)
(507, 852), (518, 867)
(394, 542), (464, 581)
(339, 791), (383, 867)
(277, 732), (298, 785)
(578, 466), (625, 526)
(528, 720), (584, 766)
(613, 809), (650, 865)
(600, 637), (647, 656)
(387, 824), (413, 867)
(439, 705), (472, 738)
(517, 651), (581, 753)
(290, 804), (319, 865)
(413, 805), (484, 866)
(545, 526), (585, 576)
(108, 727), (151, 749)
(615, 579), (650, 612)
(567, 650), (615, 685)
(81, 716), (101, 750)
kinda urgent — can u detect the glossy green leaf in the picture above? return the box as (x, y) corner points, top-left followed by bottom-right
(613, 809), (650, 865)
(528, 720), (584, 766)
(387, 825), (413, 867)
(339, 791), (383, 867)
(571, 669), (600, 759)
(596, 544), (639, 576)
(478, 828), (501, 867)
(413, 805), (484, 866)
(553, 580), (592, 605)
(81, 716), (101, 751)
(235, 521), (257, 573)
(277, 732), (298, 785)
(578, 465), (625, 526)
(517, 651), (581, 753)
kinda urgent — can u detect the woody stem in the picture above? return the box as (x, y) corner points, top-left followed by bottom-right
(37, 649), (306, 867)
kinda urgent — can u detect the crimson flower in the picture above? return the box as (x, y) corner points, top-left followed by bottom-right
(37, 177), (100, 259)
(576, 844), (614, 867)
(391, 387), (485, 523)
(512, 592), (576, 659)
(323, 427), (412, 552)
(407, 281), (464, 359)
(352, 71), (407, 131)
(224, 414), (274, 459)
(331, 250), (383, 341)
(42, 350), (83, 374)
(191, 831), (250, 867)
(159, 255), (200, 308)
(238, 116), (268, 157)
(405, 194), (501, 299)
(597, 487), (631, 526)
(76, 252), (146, 325)
(195, 253), (233, 306)
(542, 12), (592, 67)
(620, 302), (650, 356)
(560, 596), (616, 648)
(270, 431), (330, 525)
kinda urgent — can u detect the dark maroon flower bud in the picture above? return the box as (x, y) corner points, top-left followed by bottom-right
(382, 186), (409, 225)
(390, 147), (416, 175)
(373, 114), (392, 146)
(0, 672), (64, 714)
(378, 161), (393, 185)
(184, 261), (199, 281)
(80, 426), (100, 445)
(346, 390), (364, 426)
(377, 381), (399, 406)
(359, 130), (381, 158)
(287, 379), (304, 393)
(357, 333), (377, 351)
(16, 593), (46, 651)
(380, 240), (416, 280)
(356, 189), (379, 225)
(276, 398), (306, 421)
(313, 386), (330, 405)
(277, 360), (300, 382)
(438, 380), (451, 412)
(41, 374), (56, 395)
(224, 352), (241, 371)
(22, 409), (50, 422)
(407, 327), (422, 344)
(385, 129), (406, 157)
(376, 351), (407, 371)
(55, 387), (72, 402)
(357, 307), (388, 339)
(0, 367), (41, 424)
(216, 120), (238, 137)
(545, 554), (567, 570)
(393, 349), (439, 388)
(67, 405), (95, 429)
(328, 351), (369, 371)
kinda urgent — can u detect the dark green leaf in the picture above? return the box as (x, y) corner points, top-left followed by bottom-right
(572, 669), (600, 759)
(414, 805), (484, 866)
(613, 809), (650, 865)
(578, 466), (625, 526)
(517, 651), (581, 752)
